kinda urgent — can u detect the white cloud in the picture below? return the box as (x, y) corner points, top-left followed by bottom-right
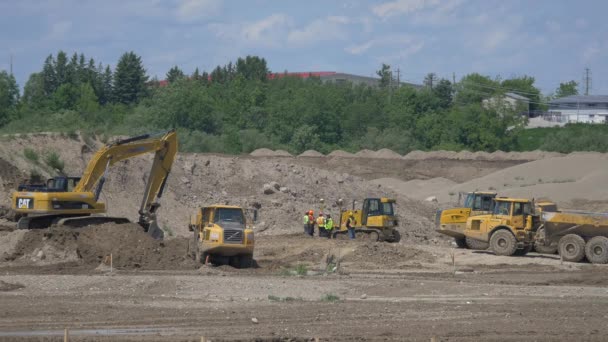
(47, 21), (72, 41)
(287, 16), (352, 46)
(175, 0), (222, 22)
(372, 0), (440, 18)
(582, 44), (600, 62)
(482, 29), (509, 51)
(346, 35), (424, 64)
(242, 14), (291, 43)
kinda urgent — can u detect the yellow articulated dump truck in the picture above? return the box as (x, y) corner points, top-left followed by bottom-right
(463, 197), (557, 256)
(436, 191), (496, 249)
(189, 205), (255, 268)
(542, 210), (608, 264)
(332, 198), (400, 242)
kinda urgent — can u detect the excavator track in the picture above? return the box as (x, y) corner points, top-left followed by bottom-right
(17, 214), (130, 230)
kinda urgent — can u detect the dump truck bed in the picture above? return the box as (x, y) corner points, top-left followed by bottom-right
(542, 210), (608, 243)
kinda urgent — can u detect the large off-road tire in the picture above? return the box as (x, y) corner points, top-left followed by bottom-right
(490, 230), (517, 256)
(513, 244), (533, 256)
(239, 255), (254, 268)
(534, 226), (558, 254)
(558, 234), (586, 263)
(390, 229), (401, 243)
(584, 236), (608, 264)
(454, 237), (467, 248)
(465, 237), (489, 250)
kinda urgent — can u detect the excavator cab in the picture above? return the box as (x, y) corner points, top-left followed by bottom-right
(18, 177), (81, 192)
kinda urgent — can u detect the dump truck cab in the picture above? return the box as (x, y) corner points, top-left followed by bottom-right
(189, 205), (255, 268)
(436, 191), (497, 248)
(333, 198), (400, 242)
(464, 197), (538, 256)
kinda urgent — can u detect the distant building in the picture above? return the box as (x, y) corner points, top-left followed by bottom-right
(482, 92), (530, 114)
(548, 95), (608, 124)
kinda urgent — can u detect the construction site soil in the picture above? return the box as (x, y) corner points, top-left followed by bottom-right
(1, 134), (608, 340)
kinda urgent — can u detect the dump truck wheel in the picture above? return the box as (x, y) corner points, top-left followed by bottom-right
(558, 234), (586, 262)
(239, 255), (254, 268)
(465, 237), (489, 250)
(534, 226), (558, 254)
(490, 230), (517, 256)
(585, 236), (608, 264)
(454, 238), (467, 248)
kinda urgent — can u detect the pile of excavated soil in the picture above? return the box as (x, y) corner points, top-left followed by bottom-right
(1, 223), (198, 270)
(298, 150), (324, 157)
(327, 150), (355, 158)
(373, 148), (402, 159)
(433, 154), (608, 204)
(274, 149), (293, 157)
(355, 149), (376, 158)
(342, 242), (436, 267)
(371, 177), (457, 201)
(249, 148), (277, 157)
(403, 150), (567, 161)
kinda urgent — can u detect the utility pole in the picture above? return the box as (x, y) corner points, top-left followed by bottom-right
(583, 67), (592, 95)
(395, 68), (400, 87)
(452, 72), (456, 85)
(9, 53), (13, 75)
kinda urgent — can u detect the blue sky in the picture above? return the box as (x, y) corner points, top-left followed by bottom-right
(1, 0), (607, 94)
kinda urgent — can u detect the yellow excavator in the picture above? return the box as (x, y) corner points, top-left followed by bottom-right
(10, 130), (177, 239)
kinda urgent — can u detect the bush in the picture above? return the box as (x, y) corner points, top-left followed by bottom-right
(45, 152), (64, 172)
(23, 148), (39, 163)
(295, 264), (308, 276)
(320, 293), (340, 302)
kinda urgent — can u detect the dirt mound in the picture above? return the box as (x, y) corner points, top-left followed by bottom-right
(373, 148), (402, 159)
(343, 242), (436, 267)
(355, 149), (376, 158)
(371, 177), (457, 201)
(327, 150), (355, 158)
(298, 150), (324, 157)
(274, 149), (293, 157)
(2, 223), (197, 270)
(250, 148), (276, 157)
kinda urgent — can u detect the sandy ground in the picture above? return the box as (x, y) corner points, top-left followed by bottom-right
(1, 234), (608, 341)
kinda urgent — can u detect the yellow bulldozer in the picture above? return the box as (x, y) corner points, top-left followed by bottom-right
(463, 197), (558, 256)
(332, 198), (400, 242)
(189, 205), (256, 268)
(436, 191), (496, 249)
(10, 130), (177, 239)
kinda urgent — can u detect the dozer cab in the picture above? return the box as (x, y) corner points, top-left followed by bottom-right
(464, 197), (542, 256)
(332, 198), (400, 242)
(436, 191), (496, 249)
(189, 205), (255, 268)
(10, 130), (178, 239)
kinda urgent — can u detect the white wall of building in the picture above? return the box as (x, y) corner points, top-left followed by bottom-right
(548, 109), (608, 123)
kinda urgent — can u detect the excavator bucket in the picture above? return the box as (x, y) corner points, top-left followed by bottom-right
(146, 220), (165, 240)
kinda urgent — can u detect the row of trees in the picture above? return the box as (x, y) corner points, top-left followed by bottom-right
(0, 52), (598, 154)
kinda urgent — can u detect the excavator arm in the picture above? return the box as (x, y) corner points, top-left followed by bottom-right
(74, 130), (178, 239)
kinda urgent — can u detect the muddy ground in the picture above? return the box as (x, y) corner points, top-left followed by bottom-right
(1, 231), (608, 341)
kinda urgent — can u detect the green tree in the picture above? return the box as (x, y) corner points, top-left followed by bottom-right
(41, 54), (57, 96)
(376, 63), (392, 88)
(113, 51), (148, 104)
(22, 72), (48, 108)
(53, 83), (79, 110)
(433, 79), (453, 109)
(0, 70), (20, 125)
(423, 73), (438, 89)
(456, 73), (501, 105)
(236, 55), (269, 81)
(555, 80), (579, 98)
(75, 82), (100, 113)
(290, 124), (321, 153)
(501, 76), (541, 110)
(100, 65), (113, 104)
(166, 66), (185, 83)
(55, 51), (68, 86)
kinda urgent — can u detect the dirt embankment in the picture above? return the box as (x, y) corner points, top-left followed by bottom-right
(1, 223), (197, 270)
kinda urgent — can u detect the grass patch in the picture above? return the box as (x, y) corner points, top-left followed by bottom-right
(66, 130), (79, 140)
(268, 295), (302, 302)
(45, 152), (64, 172)
(320, 293), (340, 302)
(295, 264), (308, 276)
(23, 148), (39, 163)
